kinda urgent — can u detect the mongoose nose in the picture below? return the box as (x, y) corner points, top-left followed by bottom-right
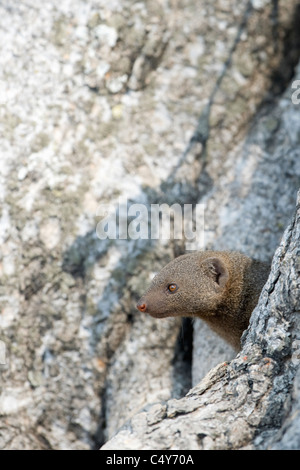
(136, 302), (147, 312)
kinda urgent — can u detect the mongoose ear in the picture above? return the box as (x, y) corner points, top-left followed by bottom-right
(202, 257), (229, 288)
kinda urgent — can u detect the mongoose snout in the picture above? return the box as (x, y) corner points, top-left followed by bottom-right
(136, 302), (147, 313)
(136, 250), (270, 350)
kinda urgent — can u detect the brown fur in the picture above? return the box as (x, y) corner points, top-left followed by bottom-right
(136, 251), (270, 350)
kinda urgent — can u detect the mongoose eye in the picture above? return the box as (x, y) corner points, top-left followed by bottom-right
(168, 283), (178, 293)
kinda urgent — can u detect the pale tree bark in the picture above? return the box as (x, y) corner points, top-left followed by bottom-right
(0, 0), (299, 449)
(102, 191), (300, 450)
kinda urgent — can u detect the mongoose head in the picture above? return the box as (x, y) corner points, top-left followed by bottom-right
(136, 253), (230, 319)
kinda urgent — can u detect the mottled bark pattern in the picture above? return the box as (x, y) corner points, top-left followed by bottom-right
(102, 192), (300, 450)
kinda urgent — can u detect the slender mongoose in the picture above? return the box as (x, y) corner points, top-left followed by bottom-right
(136, 251), (270, 350)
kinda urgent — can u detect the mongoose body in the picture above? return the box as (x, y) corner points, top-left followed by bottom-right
(136, 251), (270, 350)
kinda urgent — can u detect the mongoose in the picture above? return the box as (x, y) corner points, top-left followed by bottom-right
(136, 251), (270, 350)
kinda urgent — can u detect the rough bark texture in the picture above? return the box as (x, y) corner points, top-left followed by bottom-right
(102, 192), (300, 450)
(192, 56), (300, 384)
(0, 0), (299, 450)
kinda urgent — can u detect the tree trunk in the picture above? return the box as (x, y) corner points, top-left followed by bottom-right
(102, 191), (300, 450)
(0, 0), (299, 450)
